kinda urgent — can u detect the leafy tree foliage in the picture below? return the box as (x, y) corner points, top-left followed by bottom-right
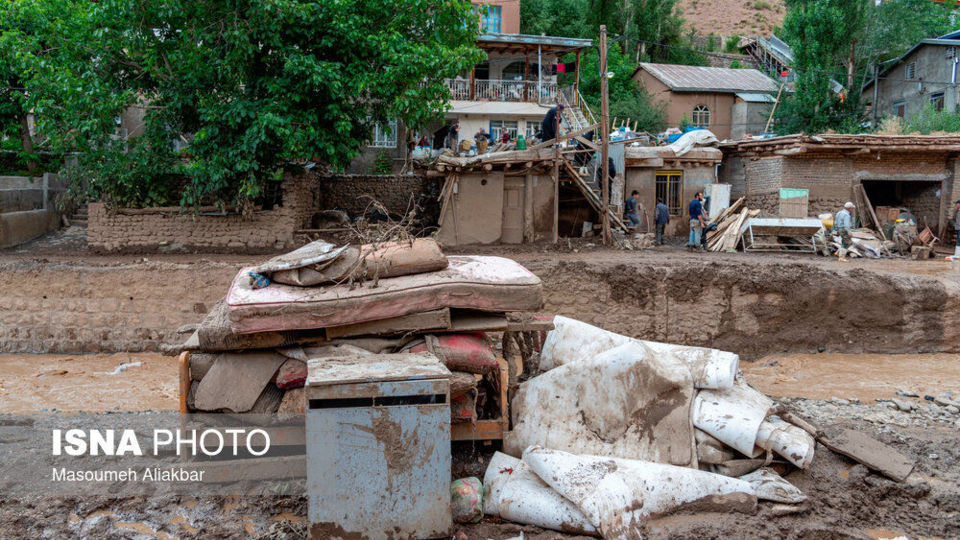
(775, 0), (957, 134)
(5, 0), (482, 207)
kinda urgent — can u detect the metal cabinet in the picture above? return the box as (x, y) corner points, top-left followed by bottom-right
(306, 352), (452, 539)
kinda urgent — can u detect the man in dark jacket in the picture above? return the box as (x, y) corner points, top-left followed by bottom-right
(540, 104), (563, 142)
(654, 198), (670, 245)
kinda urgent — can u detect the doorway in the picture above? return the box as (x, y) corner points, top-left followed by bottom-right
(861, 180), (941, 230)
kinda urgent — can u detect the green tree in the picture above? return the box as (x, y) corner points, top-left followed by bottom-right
(29, 0), (483, 208)
(775, 0), (957, 135)
(0, 0), (96, 175)
(904, 104), (960, 134)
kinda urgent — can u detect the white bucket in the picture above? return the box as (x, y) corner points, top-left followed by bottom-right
(483, 452), (598, 535)
(694, 379), (773, 457)
(522, 446), (756, 539)
(540, 316), (738, 389)
(755, 417), (816, 469)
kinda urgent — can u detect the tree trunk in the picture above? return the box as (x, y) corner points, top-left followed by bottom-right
(846, 41), (856, 93)
(19, 112), (37, 175)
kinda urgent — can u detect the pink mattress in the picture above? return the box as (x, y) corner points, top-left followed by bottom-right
(226, 255), (543, 334)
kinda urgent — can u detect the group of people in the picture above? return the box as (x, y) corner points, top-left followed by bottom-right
(624, 191), (673, 247)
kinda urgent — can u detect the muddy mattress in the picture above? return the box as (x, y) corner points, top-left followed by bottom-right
(226, 255), (543, 334)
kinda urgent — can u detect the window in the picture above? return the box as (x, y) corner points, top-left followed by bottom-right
(905, 62), (916, 80)
(692, 105), (710, 127)
(893, 101), (906, 118)
(656, 170), (683, 216)
(490, 120), (518, 140)
(525, 120), (539, 141)
(479, 5), (501, 33)
(370, 119), (398, 148)
(931, 92), (945, 111)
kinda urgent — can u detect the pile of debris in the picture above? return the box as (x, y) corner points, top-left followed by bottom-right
(466, 316), (917, 538)
(176, 238), (545, 432)
(705, 197), (758, 252)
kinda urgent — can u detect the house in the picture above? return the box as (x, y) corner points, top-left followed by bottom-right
(719, 134), (960, 238)
(349, 32), (594, 174)
(632, 63), (781, 140)
(472, 0), (520, 34)
(863, 30), (960, 122)
(420, 142), (722, 246)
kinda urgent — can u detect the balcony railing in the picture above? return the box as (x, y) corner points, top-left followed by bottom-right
(442, 78), (559, 103)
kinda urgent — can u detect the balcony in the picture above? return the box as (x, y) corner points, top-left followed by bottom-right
(443, 78), (559, 103)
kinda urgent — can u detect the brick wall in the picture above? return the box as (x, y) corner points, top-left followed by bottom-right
(318, 174), (439, 221)
(0, 261), (237, 354)
(87, 176), (317, 253)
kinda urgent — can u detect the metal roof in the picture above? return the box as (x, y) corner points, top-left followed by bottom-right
(736, 92), (776, 103)
(637, 63), (780, 93)
(478, 33), (593, 50)
(863, 38), (960, 90)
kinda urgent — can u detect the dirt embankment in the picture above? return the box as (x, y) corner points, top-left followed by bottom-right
(525, 257), (960, 360)
(2, 250), (958, 359)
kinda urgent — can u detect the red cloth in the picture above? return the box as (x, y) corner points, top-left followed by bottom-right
(557, 62), (566, 73)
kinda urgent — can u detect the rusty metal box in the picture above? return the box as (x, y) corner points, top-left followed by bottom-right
(306, 352), (452, 539)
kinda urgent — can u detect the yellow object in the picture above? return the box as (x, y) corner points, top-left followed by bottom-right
(821, 218), (834, 230)
(895, 218), (906, 223)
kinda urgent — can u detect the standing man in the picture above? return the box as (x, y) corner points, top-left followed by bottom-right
(474, 127), (489, 153)
(540, 104), (563, 142)
(444, 121), (460, 152)
(625, 190), (641, 230)
(655, 197), (670, 246)
(834, 201), (855, 261)
(951, 199), (960, 258)
(688, 191), (706, 251)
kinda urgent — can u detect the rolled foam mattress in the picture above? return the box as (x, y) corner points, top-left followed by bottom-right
(226, 255), (543, 334)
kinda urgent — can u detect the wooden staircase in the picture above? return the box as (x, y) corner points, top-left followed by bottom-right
(560, 158), (628, 232)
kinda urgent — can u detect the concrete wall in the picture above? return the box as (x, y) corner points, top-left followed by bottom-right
(868, 43), (960, 122)
(730, 101), (773, 139)
(87, 176), (318, 253)
(0, 173), (66, 248)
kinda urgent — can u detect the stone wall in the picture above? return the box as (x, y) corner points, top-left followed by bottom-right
(87, 176), (318, 253)
(318, 174), (439, 221)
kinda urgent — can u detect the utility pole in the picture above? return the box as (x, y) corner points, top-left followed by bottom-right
(600, 25), (611, 245)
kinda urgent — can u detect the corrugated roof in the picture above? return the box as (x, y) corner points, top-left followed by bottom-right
(478, 33), (593, 49)
(863, 38), (960, 90)
(736, 92), (776, 103)
(637, 63), (780, 93)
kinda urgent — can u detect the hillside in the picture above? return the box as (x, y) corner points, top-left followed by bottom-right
(677, 0), (786, 38)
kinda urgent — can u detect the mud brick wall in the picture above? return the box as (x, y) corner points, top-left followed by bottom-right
(318, 174), (439, 219)
(0, 261), (238, 354)
(87, 177), (317, 253)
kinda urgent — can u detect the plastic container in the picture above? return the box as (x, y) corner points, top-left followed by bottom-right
(516, 134), (527, 150)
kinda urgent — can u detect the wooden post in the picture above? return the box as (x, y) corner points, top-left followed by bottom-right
(764, 82), (785, 133)
(600, 25), (611, 245)
(524, 172), (535, 243)
(574, 50), (582, 97)
(552, 103), (560, 243)
(469, 68), (476, 100)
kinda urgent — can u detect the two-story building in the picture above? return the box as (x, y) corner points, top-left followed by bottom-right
(350, 32), (594, 173)
(863, 30), (960, 122)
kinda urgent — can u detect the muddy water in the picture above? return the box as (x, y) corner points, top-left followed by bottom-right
(743, 352), (960, 401)
(0, 353), (178, 413)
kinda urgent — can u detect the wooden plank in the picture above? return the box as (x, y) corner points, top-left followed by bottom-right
(325, 309), (451, 339)
(446, 311), (510, 333)
(451, 419), (507, 441)
(819, 426), (915, 482)
(193, 351), (287, 413)
(857, 183), (887, 241)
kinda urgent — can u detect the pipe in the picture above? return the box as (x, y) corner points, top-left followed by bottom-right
(540, 315), (738, 389)
(483, 452), (598, 535)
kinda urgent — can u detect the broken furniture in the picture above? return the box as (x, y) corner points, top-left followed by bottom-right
(305, 352), (453, 539)
(739, 217), (825, 253)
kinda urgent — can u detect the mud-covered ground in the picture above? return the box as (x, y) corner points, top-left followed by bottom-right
(2, 233), (960, 538)
(0, 398), (957, 539)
